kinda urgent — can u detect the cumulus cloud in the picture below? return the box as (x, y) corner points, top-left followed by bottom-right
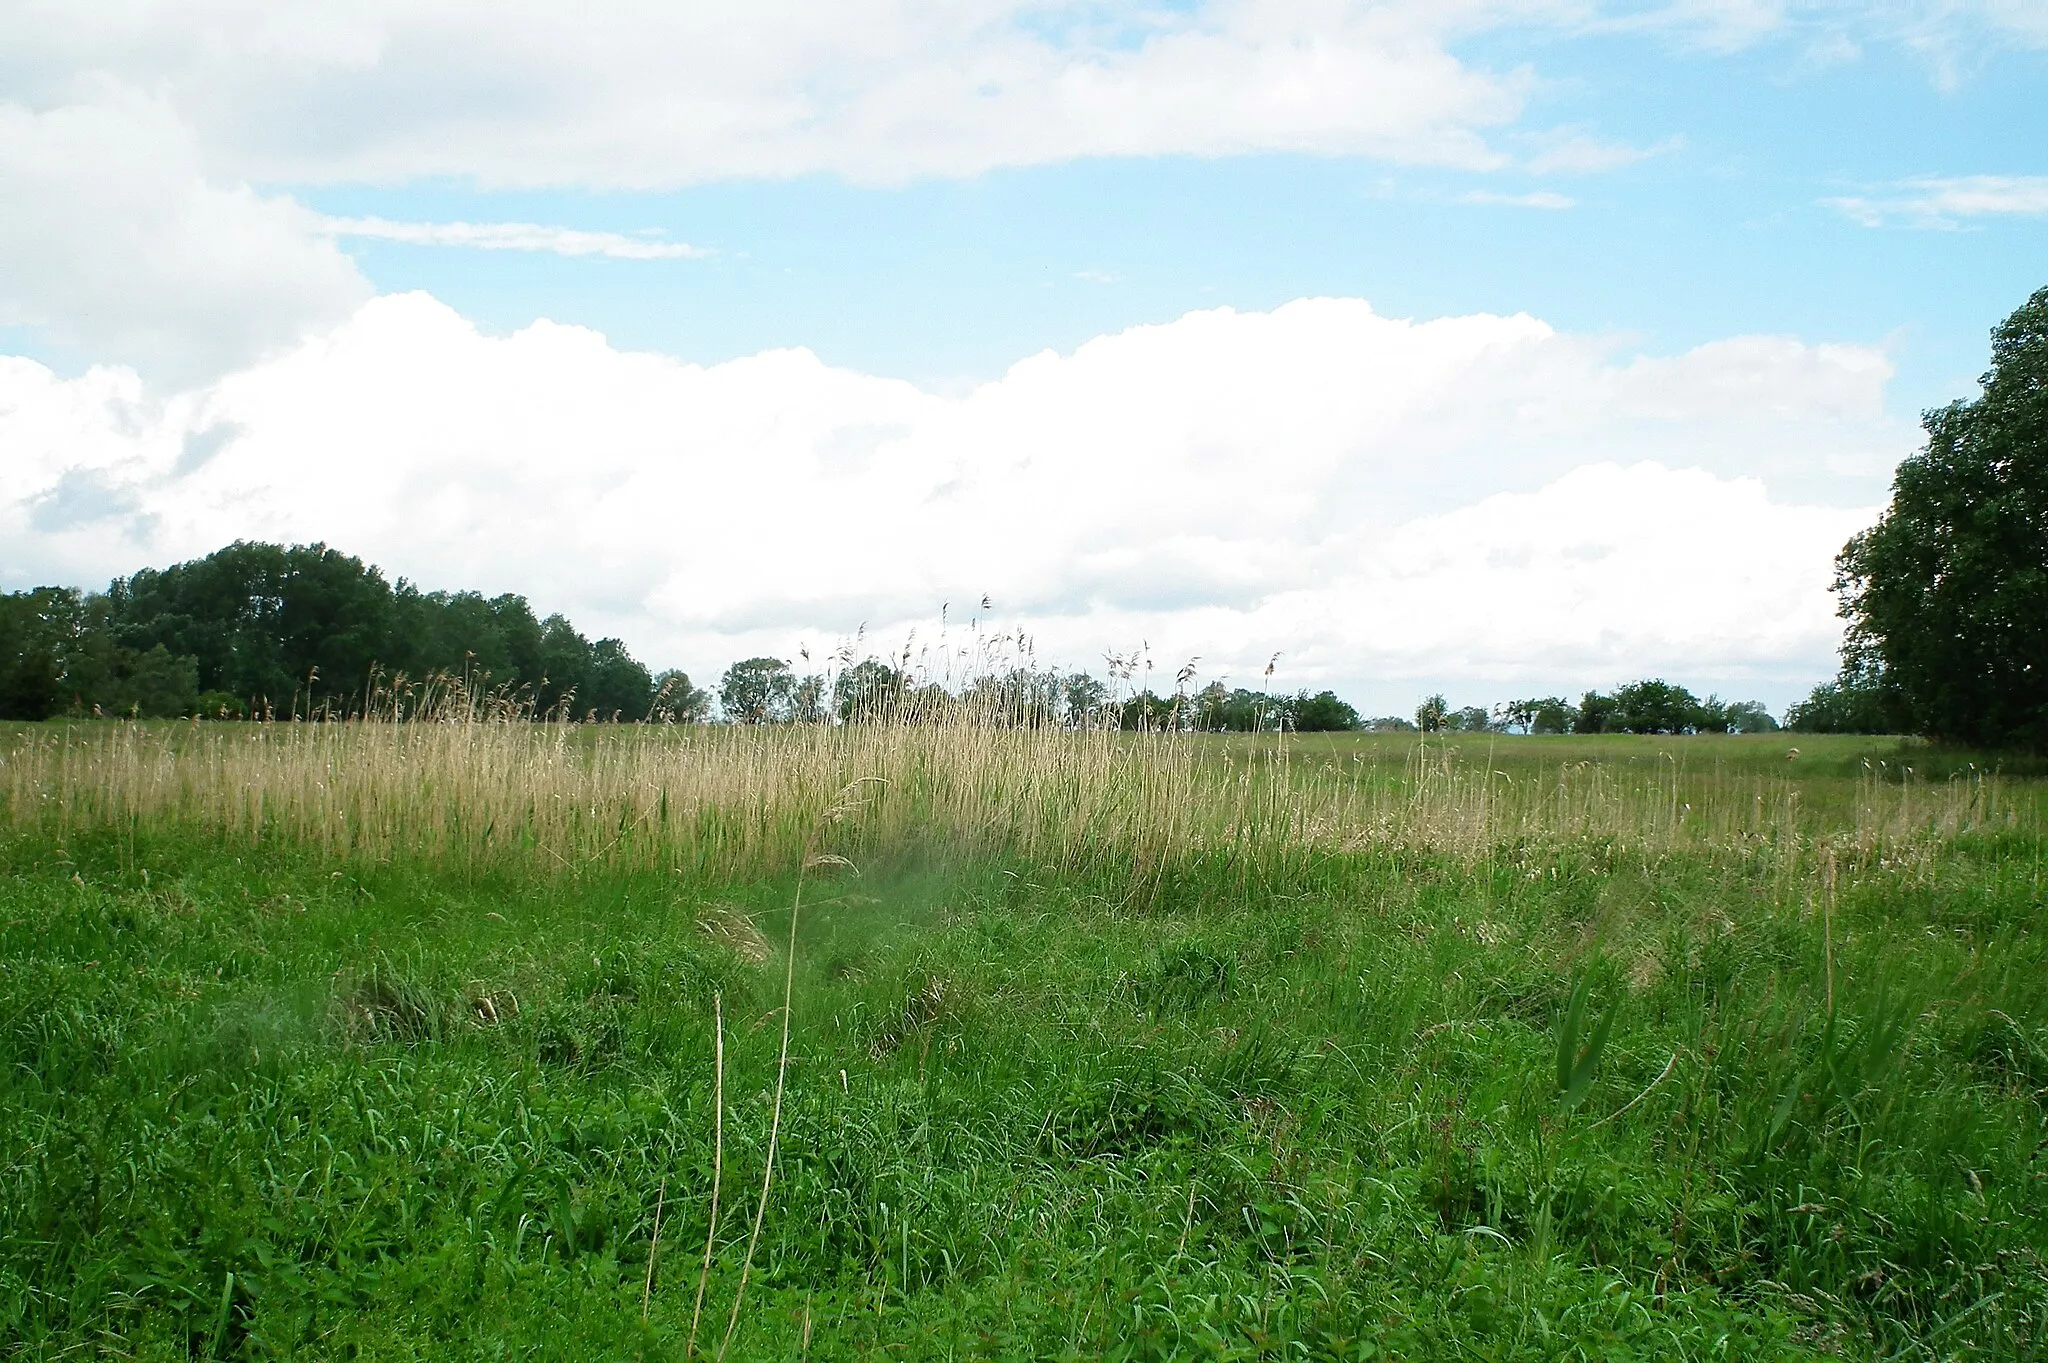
(320, 217), (711, 260)
(0, 293), (1904, 707)
(1825, 175), (2048, 228)
(0, 95), (368, 380)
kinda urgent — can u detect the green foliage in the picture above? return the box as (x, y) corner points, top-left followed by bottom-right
(1568, 681), (1781, 736)
(1574, 689), (1616, 734)
(720, 656), (796, 723)
(1501, 696), (1573, 733)
(649, 669), (711, 723)
(1416, 693), (1449, 732)
(1118, 688), (1179, 730)
(834, 659), (906, 721)
(1188, 683), (1354, 732)
(110, 540), (396, 708)
(2, 541), (657, 720)
(1553, 971), (1619, 1109)
(1788, 658), (1900, 734)
(0, 587), (74, 719)
(1290, 689), (1359, 732)
(1834, 284), (2048, 748)
(1723, 699), (1781, 733)
(959, 667), (1065, 726)
(1059, 670), (1111, 725)
(1609, 679), (1703, 733)
(0, 587), (200, 719)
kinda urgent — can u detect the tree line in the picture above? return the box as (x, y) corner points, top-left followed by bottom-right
(2, 543), (1787, 734)
(0, 542), (700, 722)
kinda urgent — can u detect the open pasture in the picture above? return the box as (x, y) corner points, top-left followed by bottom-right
(2, 720), (2044, 1359)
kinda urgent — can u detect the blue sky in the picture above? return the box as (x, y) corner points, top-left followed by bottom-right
(2, 2), (2044, 713)
(304, 13), (2047, 410)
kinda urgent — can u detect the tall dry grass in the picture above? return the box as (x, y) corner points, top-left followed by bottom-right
(0, 709), (2019, 891)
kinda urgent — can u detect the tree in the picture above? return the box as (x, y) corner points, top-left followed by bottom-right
(1292, 690), (1359, 732)
(0, 588), (77, 719)
(834, 659), (906, 722)
(109, 541), (395, 713)
(1448, 705), (1495, 733)
(1575, 691), (1616, 734)
(1723, 700), (1781, 734)
(791, 673), (830, 724)
(534, 614), (594, 717)
(1787, 660), (1895, 734)
(1415, 694), (1449, 733)
(962, 668), (1064, 726)
(387, 585), (545, 695)
(1831, 286), (2048, 747)
(1061, 672), (1112, 727)
(583, 637), (653, 720)
(1609, 680), (1702, 734)
(720, 657), (795, 723)
(1119, 690), (1178, 731)
(1, 587), (202, 719)
(650, 670), (710, 723)
(1192, 683), (1287, 732)
(1499, 696), (1573, 734)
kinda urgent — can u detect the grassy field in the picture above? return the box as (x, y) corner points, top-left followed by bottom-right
(2, 720), (2045, 1359)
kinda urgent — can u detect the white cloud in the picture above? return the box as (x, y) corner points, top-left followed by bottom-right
(0, 95), (368, 380)
(0, 292), (1906, 707)
(0, 2), (1623, 380)
(1826, 175), (2048, 228)
(0, 3), (1543, 188)
(1521, 129), (1680, 174)
(320, 217), (711, 260)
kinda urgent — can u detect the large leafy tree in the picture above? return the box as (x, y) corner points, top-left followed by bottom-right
(649, 670), (710, 723)
(1608, 679), (1703, 734)
(1834, 286), (2048, 748)
(1292, 690), (1359, 732)
(834, 659), (906, 722)
(583, 638), (654, 720)
(0, 589), (77, 719)
(719, 657), (795, 723)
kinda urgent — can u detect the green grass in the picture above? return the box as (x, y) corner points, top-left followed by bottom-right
(3, 731), (2046, 1359)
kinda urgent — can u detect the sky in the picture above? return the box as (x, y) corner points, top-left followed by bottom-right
(2, 2), (2044, 716)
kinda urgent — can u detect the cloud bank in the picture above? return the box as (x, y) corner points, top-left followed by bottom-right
(0, 293), (1905, 708)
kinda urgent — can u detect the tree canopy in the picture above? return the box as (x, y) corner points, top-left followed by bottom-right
(1827, 285), (2048, 748)
(0, 541), (656, 720)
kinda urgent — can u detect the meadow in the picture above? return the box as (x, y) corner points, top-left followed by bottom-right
(2, 717), (2044, 1359)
